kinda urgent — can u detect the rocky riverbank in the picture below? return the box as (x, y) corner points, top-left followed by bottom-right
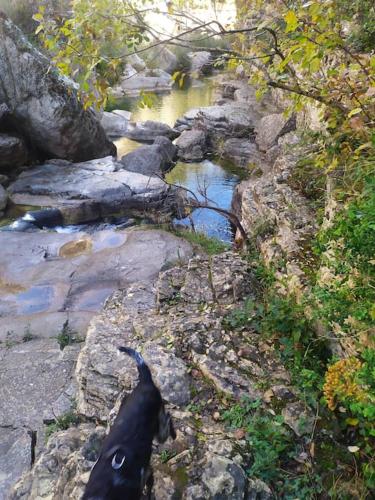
(9, 251), (316, 499)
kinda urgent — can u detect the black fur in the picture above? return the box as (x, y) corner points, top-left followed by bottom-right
(82, 347), (175, 500)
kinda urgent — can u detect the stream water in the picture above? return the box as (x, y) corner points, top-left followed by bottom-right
(115, 79), (243, 242)
(1, 79), (242, 242)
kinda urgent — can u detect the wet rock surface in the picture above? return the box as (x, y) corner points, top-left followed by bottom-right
(0, 229), (192, 342)
(6, 155), (175, 225)
(10, 252), (314, 499)
(120, 136), (177, 176)
(0, 14), (115, 162)
(175, 129), (208, 162)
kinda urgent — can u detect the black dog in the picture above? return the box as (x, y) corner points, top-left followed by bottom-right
(82, 347), (176, 500)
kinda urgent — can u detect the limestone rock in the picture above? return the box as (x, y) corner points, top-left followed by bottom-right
(0, 427), (32, 498)
(175, 129), (208, 162)
(256, 113), (296, 152)
(201, 453), (246, 499)
(222, 138), (263, 169)
(0, 14), (115, 162)
(144, 46), (179, 75)
(7, 156), (173, 225)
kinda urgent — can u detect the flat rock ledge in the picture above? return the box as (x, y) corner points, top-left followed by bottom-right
(6, 156), (177, 226)
(10, 252), (314, 499)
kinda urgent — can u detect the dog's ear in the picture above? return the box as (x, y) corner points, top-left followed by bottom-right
(157, 409), (176, 443)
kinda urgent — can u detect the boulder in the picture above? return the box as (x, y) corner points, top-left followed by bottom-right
(120, 136), (176, 176)
(7, 156), (173, 225)
(222, 138), (263, 169)
(175, 129), (208, 162)
(0, 133), (28, 169)
(127, 53), (146, 72)
(112, 68), (173, 97)
(124, 120), (179, 143)
(144, 46), (179, 74)
(256, 113), (296, 152)
(0, 14), (115, 161)
(100, 110), (131, 138)
(189, 51), (212, 76)
(175, 104), (257, 146)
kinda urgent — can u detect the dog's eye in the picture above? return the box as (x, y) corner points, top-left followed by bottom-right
(111, 452), (126, 470)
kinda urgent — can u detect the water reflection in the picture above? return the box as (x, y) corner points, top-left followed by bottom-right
(115, 80), (214, 158)
(166, 160), (239, 242)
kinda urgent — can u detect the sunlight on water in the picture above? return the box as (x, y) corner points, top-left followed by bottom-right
(115, 80), (214, 158)
(166, 160), (240, 242)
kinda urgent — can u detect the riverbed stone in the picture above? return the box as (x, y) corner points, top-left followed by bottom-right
(100, 110), (130, 138)
(175, 129), (208, 162)
(144, 46), (179, 75)
(7, 155), (174, 225)
(124, 120), (179, 143)
(120, 136), (177, 176)
(112, 68), (173, 97)
(0, 14), (115, 162)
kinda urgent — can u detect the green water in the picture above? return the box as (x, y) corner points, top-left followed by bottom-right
(114, 79), (244, 242)
(114, 80), (214, 157)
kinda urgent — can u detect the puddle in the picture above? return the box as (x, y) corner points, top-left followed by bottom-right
(16, 285), (54, 314)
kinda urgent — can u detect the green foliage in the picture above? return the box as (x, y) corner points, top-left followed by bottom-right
(45, 410), (80, 439)
(222, 398), (322, 496)
(33, 0), (148, 109)
(56, 321), (82, 350)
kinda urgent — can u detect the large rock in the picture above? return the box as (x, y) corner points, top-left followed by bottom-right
(0, 14), (115, 162)
(0, 427), (34, 497)
(144, 46), (179, 74)
(189, 51), (212, 76)
(100, 110), (131, 138)
(175, 129), (208, 162)
(112, 68), (173, 97)
(222, 138), (264, 169)
(0, 229), (192, 343)
(7, 156), (174, 224)
(120, 136), (176, 176)
(0, 133), (28, 169)
(124, 120), (179, 143)
(255, 113), (296, 152)
(0, 339), (79, 493)
(175, 104), (257, 147)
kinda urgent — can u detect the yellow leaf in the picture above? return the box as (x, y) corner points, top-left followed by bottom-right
(345, 418), (359, 426)
(347, 108), (362, 118)
(35, 25), (44, 35)
(285, 11), (298, 33)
